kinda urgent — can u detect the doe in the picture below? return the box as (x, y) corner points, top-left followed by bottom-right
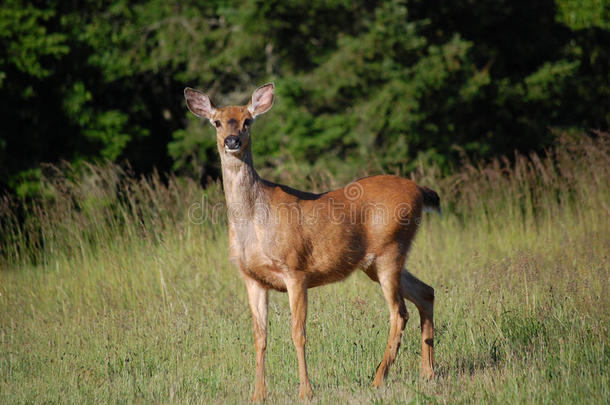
(184, 83), (438, 401)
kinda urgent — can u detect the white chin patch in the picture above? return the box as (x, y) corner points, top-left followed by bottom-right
(225, 148), (241, 154)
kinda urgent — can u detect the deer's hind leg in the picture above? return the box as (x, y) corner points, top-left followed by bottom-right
(401, 269), (435, 379)
(370, 253), (409, 387)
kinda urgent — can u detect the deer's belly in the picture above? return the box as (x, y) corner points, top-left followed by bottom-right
(243, 265), (286, 292)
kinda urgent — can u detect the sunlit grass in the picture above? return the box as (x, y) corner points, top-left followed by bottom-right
(1, 134), (608, 403)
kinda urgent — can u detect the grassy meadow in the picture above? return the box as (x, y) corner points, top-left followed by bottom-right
(1, 134), (608, 404)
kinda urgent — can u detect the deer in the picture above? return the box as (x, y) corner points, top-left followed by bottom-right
(184, 83), (439, 401)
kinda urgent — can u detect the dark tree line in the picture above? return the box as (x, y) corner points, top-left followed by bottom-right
(0, 0), (608, 196)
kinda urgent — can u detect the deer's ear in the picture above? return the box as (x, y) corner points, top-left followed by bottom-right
(184, 88), (216, 120)
(248, 83), (274, 118)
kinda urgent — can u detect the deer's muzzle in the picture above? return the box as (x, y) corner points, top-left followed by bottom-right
(224, 135), (241, 150)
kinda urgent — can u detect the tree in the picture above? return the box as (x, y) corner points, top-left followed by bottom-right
(0, 0), (607, 196)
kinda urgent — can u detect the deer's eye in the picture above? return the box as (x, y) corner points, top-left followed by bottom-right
(214, 120), (221, 128)
(243, 119), (252, 129)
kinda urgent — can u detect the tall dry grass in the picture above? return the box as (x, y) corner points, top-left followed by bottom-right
(2, 133), (607, 269)
(0, 162), (226, 268)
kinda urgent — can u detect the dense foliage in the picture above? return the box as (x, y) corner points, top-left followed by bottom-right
(1, 0), (608, 195)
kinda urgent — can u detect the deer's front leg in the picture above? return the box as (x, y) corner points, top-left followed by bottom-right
(286, 276), (314, 399)
(244, 276), (269, 402)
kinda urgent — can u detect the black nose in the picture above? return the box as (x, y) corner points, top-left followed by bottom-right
(224, 135), (241, 150)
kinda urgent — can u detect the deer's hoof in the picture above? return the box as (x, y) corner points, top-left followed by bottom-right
(421, 367), (435, 381)
(371, 377), (384, 389)
(298, 383), (314, 400)
(252, 390), (267, 402)
(371, 366), (386, 389)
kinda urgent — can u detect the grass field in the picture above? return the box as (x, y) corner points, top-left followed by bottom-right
(1, 134), (608, 404)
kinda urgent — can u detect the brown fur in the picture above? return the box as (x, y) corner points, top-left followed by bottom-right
(184, 84), (437, 401)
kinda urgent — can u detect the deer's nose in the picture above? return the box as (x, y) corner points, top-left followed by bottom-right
(224, 135), (241, 150)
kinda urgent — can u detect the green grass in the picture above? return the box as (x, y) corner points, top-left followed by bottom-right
(1, 134), (609, 403)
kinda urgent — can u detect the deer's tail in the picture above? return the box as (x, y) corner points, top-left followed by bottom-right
(419, 186), (441, 216)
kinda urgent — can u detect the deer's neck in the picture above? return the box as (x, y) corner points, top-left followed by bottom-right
(220, 147), (267, 221)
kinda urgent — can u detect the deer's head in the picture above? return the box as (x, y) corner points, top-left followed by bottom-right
(184, 83), (274, 160)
